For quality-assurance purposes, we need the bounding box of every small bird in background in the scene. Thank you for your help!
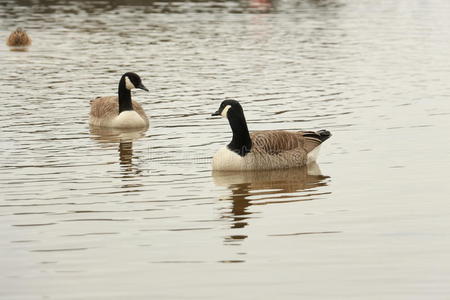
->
[7,28,32,48]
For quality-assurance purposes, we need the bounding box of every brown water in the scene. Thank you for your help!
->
[1,0,450,299]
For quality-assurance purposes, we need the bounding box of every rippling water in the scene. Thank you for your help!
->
[1,0,450,298]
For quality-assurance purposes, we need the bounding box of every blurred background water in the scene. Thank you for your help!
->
[1,0,450,299]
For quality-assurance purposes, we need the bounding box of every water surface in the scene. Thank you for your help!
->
[1,0,450,299]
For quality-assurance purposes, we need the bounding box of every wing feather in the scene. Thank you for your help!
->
[251,131,303,154]
[7,29,32,47]
[89,96,119,121]
[250,130,329,155]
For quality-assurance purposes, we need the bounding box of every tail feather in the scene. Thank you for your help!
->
[317,129,331,142]
[302,129,331,143]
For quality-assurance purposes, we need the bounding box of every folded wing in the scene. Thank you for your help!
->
[250,130,331,155]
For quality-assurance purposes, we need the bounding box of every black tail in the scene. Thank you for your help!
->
[317,129,331,142]
[302,129,331,143]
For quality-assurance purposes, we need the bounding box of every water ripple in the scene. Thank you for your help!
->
[2,0,450,298]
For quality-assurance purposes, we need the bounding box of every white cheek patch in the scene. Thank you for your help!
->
[221,105,231,118]
[125,76,135,90]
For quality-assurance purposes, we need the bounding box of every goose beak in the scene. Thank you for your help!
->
[137,83,149,92]
[211,110,221,116]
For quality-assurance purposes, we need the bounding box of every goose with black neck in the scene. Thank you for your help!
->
[211,99,331,171]
[89,72,149,128]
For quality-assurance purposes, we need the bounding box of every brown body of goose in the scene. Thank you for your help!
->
[211,99,331,171]
[89,96,149,128]
[7,28,32,47]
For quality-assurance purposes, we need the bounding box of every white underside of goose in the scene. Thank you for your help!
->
[306,145,321,164]
[91,111,147,128]
[212,145,321,171]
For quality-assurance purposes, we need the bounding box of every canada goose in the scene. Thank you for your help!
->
[7,28,32,48]
[211,99,331,170]
[89,72,149,128]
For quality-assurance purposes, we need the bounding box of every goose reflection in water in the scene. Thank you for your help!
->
[89,125,147,144]
[212,163,330,244]
[89,125,147,184]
